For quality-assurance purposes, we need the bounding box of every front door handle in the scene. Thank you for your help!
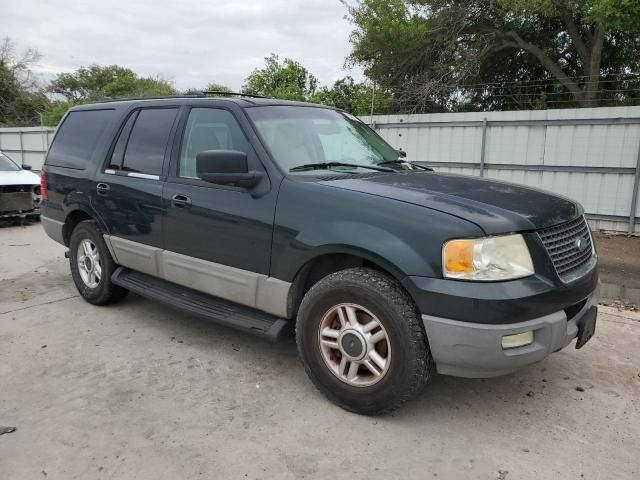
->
[96,183,110,195]
[171,194,192,208]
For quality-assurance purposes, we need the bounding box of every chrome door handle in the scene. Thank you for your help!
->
[96,183,110,195]
[171,194,192,207]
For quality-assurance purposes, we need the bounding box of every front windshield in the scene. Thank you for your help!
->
[247,106,400,174]
[0,152,21,172]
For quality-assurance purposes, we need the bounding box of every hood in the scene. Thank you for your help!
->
[0,169,41,186]
[320,172,580,234]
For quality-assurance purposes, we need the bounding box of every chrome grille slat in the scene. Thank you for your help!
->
[538,216,593,281]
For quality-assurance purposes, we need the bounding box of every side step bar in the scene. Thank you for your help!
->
[111,267,293,342]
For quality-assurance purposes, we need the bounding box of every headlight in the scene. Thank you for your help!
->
[442,234,534,281]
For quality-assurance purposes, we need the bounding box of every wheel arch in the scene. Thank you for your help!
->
[285,246,409,319]
[62,209,104,246]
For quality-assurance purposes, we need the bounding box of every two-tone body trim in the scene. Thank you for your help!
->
[104,235,291,318]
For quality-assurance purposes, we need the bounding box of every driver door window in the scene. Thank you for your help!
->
[179,108,249,178]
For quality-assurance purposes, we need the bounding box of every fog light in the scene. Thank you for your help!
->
[501,331,534,350]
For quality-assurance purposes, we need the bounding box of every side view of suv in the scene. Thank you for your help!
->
[41,94,599,414]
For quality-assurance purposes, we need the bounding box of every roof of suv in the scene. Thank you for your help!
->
[71,95,336,111]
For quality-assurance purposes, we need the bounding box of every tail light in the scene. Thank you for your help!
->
[40,170,48,200]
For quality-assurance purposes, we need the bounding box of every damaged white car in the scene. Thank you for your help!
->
[0,151,41,219]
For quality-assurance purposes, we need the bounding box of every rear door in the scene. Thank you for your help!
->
[92,106,179,276]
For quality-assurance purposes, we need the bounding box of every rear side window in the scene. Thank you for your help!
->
[46,109,116,169]
[121,108,177,176]
[108,111,138,170]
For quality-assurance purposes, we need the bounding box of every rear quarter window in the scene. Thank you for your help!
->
[46,109,117,169]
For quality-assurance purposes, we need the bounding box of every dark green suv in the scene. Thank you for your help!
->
[40,95,599,414]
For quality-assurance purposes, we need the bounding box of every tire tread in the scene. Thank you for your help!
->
[69,220,128,305]
[296,267,432,415]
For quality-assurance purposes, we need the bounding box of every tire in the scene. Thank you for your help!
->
[69,220,128,305]
[296,268,432,415]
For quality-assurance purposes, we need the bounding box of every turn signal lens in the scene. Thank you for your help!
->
[443,239,475,274]
[501,331,534,350]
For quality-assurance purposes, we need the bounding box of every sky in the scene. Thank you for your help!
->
[3,0,364,91]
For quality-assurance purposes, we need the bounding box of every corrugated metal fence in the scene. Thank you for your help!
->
[2,106,640,233]
[363,106,640,234]
[0,127,56,172]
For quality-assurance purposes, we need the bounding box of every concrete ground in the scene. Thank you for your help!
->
[1,223,639,480]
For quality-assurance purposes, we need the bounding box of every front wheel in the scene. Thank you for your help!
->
[296,268,432,415]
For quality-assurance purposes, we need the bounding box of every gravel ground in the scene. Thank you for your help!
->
[1,223,639,480]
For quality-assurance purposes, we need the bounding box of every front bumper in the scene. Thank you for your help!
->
[0,190,40,218]
[421,283,600,378]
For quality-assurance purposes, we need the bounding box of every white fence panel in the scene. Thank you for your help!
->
[0,127,56,171]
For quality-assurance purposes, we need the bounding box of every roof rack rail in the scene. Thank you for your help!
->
[96,93,207,103]
[202,90,267,99]
[94,91,267,103]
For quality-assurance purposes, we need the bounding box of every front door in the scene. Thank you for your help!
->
[161,106,279,305]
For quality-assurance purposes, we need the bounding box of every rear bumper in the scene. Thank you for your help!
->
[41,215,65,245]
[422,283,600,378]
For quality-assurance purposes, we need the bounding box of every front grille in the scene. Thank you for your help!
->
[538,216,594,281]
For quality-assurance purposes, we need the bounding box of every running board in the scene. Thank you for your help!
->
[111,267,293,342]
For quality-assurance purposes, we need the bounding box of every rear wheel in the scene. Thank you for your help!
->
[296,268,432,415]
[69,220,128,305]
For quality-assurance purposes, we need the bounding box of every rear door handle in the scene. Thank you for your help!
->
[96,183,110,195]
[171,194,192,208]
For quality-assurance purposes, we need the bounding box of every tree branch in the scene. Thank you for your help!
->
[558,8,590,70]
[501,31,584,101]
[584,24,604,101]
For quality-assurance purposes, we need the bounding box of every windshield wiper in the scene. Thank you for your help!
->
[289,162,395,173]
[377,160,434,171]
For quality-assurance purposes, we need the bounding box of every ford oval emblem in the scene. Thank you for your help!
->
[574,236,589,252]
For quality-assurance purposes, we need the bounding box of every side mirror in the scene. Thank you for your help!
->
[196,150,263,188]
[397,150,407,158]
[22,164,33,170]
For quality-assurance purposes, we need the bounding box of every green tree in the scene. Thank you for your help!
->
[242,54,318,101]
[310,77,393,115]
[49,64,177,102]
[43,64,177,126]
[203,82,233,94]
[346,0,640,111]
[0,38,49,126]
[41,100,76,127]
